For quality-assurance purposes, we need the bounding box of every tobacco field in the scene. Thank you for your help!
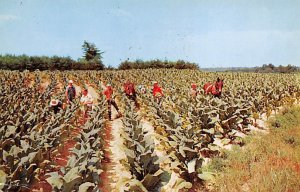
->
[0,69,299,192]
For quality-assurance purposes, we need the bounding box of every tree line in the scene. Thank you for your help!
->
[0,55,199,71]
[203,64,299,73]
[0,54,105,70]
[0,41,105,71]
[0,40,200,71]
[1,41,297,72]
[118,59,199,70]
[225,64,299,73]
[254,64,298,73]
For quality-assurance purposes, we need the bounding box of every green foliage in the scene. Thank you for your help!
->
[255,63,299,73]
[118,59,199,70]
[0,54,105,70]
[206,64,299,73]
[119,97,163,191]
[269,106,300,129]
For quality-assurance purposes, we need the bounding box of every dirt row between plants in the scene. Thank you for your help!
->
[85,82,122,192]
[30,82,84,191]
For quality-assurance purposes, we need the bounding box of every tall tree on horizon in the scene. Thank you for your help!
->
[82,40,105,69]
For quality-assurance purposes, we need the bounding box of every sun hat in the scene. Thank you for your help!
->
[153,81,158,84]
[50,99,59,106]
[69,80,73,84]
[107,84,111,87]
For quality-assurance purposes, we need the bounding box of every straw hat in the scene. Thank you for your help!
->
[50,99,59,106]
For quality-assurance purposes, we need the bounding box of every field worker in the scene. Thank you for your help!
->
[152,81,164,105]
[103,84,122,121]
[189,83,198,98]
[80,89,93,118]
[49,99,63,114]
[65,80,76,104]
[124,81,139,108]
[138,85,146,94]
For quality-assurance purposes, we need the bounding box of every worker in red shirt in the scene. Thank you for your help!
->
[189,83,198,99]
[152,81,164,105]
[124,81,139,109]
[103,84,121,121]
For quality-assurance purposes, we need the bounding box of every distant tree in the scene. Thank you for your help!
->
[254,64,298,73]
[119,60,132,70]
[82,40,105,69]
[268,63,275,70]
[286,64,297,73]
[105,65,115,70]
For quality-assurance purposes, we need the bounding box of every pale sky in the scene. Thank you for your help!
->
[0,0,299,67]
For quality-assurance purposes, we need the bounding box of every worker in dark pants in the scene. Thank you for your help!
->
[103,84,122,121]
[65,80,76,104]
[124,81,139,109]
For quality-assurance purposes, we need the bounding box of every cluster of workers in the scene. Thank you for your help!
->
[49,77,224,121]
[49,80,193,121]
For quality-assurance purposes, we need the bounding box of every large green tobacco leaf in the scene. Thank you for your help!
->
[86,165,103,177]
[124,148,136,159]
[64,167,80,183]
[178,146,197,160]
[202,128,215,135]
[18,151,38,166]
[78,182,95,192]
[0,138,15,149]
[63,176,82,192]
[187,158,197,173]
[45,172,63,190]
[207,143,221,152]
[126,179,148,192]
[0,170,7,190]
[25,163,37,182]
[67,155,78,168]
[169,160,182,170]
[198,172,215,181]
[20,140,31,153]
[135,142,146,154]
[139,151,152,168]
[175,180,193,191]
[167,174,193,192]
[141,169,163,189]
[221,138,231,145]
[5,125,17,138]
[72,145,93,159]
[9,145,21,158]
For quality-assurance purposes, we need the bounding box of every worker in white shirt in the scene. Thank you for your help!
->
[80,89,93,118]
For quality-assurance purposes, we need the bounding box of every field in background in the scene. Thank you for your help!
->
[0,69,299,191]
